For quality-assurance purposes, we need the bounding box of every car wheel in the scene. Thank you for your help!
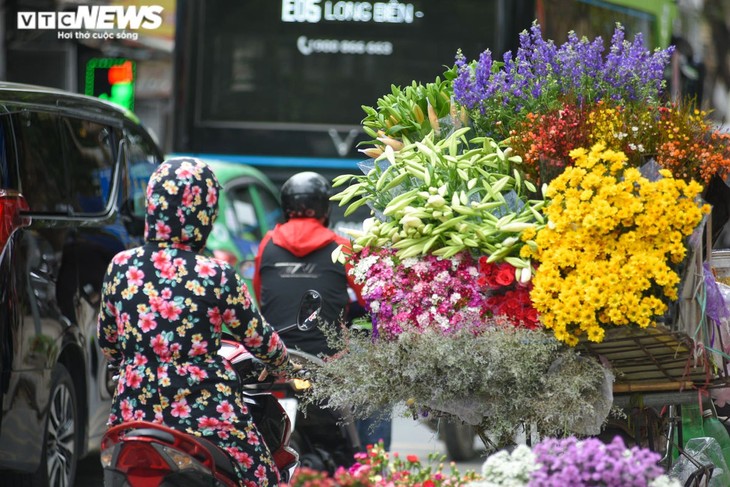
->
[5,363,79,487]
[46,363,79,487]
[442,420,477,462]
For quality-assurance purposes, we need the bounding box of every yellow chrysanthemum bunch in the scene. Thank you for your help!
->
[529,143,710,346]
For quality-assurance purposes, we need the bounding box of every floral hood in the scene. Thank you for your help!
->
[144,157,220,251]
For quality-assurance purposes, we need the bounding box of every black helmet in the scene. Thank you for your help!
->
[281,171,332,221]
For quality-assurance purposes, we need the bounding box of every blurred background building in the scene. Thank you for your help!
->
[0,0,727,163]
[0,0,175,149]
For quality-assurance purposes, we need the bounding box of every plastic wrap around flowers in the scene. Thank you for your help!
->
[350,247,539,340]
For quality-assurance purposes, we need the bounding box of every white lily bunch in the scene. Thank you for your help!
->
[331,127,544,274]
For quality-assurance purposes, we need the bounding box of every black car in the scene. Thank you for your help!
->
[0,82,162,486]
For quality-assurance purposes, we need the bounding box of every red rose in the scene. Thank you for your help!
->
[501,296,521,315]
[495,264,515,286]
[478,256,491,271]
[485,295,502,309]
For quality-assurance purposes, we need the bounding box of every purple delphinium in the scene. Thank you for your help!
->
[554,31,605,103]
[453,50,481,110]
[454,49,497,111]
[601,28,669,102]
[453,22,675,138]
[529,436,666,487]
[475,50,494,100]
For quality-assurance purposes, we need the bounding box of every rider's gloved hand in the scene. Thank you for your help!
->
[257,360,303,382]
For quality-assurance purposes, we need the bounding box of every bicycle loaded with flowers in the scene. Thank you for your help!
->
[296,22,730,487]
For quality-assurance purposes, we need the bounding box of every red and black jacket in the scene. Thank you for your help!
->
[254,218,364,356]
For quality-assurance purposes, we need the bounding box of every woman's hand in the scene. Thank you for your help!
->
[257,368,270,382]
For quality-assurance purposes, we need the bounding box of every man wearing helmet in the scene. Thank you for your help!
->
[253,171,392,451]
[253,171,364,356]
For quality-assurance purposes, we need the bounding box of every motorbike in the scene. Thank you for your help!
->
[230,346,363,474]
[223,302,363,474]
[99,290,323,487]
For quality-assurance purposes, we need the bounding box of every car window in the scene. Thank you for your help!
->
[0,118,15,189]
[13,110,70,214]
[124,125,161,218]
[252,184,283,232]
[61,117,116,214]
[225,185,261,240]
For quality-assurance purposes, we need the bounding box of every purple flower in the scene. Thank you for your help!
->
[453,22,675,138]
[453,50,480,110]
[353,248,496,339]
[529,436,665,486]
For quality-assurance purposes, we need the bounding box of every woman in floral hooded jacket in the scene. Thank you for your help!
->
[97,157,289,486]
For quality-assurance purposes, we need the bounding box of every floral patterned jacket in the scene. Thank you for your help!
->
[97,158,288,486]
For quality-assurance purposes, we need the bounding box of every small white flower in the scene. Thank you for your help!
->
[401,257,418,268]
[352,255,379,283]
[432,312,451,330]
[474,445,537,486]
[648,475,682,487]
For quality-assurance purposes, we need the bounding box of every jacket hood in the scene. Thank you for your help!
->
[271,218,342,257]
[144,157,221,251]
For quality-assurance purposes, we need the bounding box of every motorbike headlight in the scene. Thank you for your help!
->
[291,378,311,391]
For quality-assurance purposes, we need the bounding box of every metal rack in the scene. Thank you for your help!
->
[577,238,730,484]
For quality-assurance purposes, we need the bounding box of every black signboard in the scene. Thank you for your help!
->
[173,0,534,161]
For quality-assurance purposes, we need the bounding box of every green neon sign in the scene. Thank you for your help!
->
[85,58,136,110]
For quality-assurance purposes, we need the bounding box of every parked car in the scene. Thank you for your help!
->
[0,82,163,486]
[193,158,284,284]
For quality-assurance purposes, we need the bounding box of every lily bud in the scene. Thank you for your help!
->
[502,236,518,247]
[400,214,423,230]
[362,217,377,234]
[426,194,447,208]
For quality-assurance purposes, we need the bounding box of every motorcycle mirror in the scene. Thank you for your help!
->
[297,290,322,331]
[239,259,255,280]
